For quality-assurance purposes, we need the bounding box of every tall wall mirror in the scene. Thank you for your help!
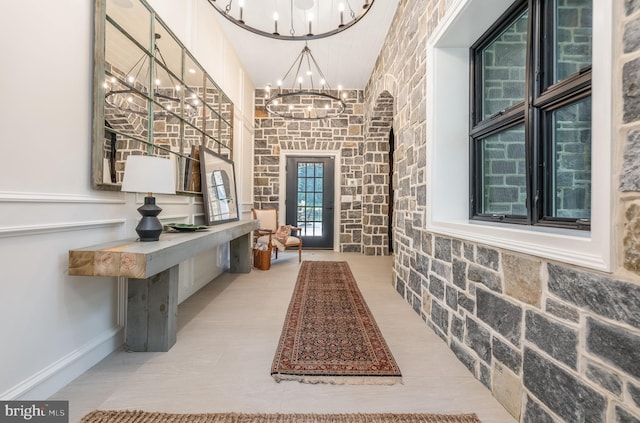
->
[92,0,234,194]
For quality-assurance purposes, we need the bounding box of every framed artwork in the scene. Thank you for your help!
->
[199,146,239,225]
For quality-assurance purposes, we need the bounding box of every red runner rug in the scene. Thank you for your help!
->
[271,261,402,384]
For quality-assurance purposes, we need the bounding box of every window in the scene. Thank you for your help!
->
[425,0,612,271]
[470,0,592,229]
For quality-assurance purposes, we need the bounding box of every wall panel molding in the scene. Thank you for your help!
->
[159,214,190,223]
[0,191,125,205]
[133,193,191,205]
[0,325,123,400]
[0,219,126,238]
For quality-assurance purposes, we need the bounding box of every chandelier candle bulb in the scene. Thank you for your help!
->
[208,0,376,40]
[273,12,279,35]
[238,0,244,24]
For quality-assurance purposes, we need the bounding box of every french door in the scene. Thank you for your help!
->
[285,156,335,249]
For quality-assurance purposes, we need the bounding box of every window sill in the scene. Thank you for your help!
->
[427,217,609,271]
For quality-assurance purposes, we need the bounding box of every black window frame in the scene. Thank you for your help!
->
[469,0,592,230]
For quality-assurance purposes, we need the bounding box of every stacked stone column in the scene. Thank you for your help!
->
[362,92,394,255]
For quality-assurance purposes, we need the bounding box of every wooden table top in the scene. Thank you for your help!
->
[68,219,259,279]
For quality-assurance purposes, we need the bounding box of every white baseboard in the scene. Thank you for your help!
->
[0,326,124,400]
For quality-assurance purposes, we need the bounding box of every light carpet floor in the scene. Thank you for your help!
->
[50,251,516,423]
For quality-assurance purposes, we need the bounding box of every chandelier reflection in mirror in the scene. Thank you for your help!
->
[208,0,375,40]
[265,44,346,120]
[103,33,200,119]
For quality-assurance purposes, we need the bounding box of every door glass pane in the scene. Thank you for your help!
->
[550,96,591,219]
[479,124,527,216]
[553,0,592,83]
[297,162,324,237]
[481,10,528,119]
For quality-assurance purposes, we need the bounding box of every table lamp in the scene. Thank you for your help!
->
[121,155,176,242]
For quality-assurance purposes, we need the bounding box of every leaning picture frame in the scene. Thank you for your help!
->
[199,146,239,225]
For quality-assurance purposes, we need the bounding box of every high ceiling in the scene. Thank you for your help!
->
[209,1,400,90]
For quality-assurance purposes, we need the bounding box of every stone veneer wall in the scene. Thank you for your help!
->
[254,89,384,253]
[362,92,394,255]
[363,0,640,422]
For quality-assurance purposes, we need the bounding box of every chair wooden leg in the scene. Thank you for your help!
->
[298,244,302,263]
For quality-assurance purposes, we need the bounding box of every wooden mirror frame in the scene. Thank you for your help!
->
[199,147,239,225]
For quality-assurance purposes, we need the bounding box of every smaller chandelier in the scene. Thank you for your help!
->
[103,34,200,119]
[265,44,346,121]
[208,0,375,41]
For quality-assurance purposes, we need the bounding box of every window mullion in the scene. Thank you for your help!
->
[526,0,540,225]
[535,0,592,228]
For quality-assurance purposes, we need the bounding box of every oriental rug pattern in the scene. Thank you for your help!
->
[80,411,483,422]
[271,261,402,384]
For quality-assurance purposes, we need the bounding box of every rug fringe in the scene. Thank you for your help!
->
[272,373,403,385]
[81,410,482,423]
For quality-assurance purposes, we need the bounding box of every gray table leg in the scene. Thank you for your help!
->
[126,265,179,352]
[230,233,251,273]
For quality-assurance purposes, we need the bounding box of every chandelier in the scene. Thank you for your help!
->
[103,34,200,119]
[264,44,346,120]
[207,0,375,40]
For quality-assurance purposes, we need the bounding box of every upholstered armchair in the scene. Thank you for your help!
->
[251,208,302,263]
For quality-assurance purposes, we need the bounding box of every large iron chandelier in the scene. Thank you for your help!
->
[264,44,346,120]
[207,0,375,40]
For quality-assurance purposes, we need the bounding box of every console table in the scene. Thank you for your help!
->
[68,219,259,352]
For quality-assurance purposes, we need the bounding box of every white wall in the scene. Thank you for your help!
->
[0,0,255,400]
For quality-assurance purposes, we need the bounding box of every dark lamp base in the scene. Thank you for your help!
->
[136,196,163,242]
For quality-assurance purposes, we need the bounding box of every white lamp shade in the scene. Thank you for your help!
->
[121,155,176,195]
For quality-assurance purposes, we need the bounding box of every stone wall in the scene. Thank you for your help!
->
[364,0,640,422]
[481,126,527,216]
[362,92,394,255]
[253,90,391,254]
[481,11,527,118]
[553,97,592,218]
[622,0,640,276]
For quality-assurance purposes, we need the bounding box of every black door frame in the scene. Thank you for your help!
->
[281,152,339,251]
